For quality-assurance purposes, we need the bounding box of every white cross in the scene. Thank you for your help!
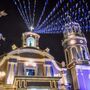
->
[29,26,34,31]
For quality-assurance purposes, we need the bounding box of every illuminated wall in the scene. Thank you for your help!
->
[76,65,90,90]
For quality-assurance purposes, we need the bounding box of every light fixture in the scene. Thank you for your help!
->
[69,40,76,45]
[12,44,17,50]
[25,61,36,67]
[0,71,6,79]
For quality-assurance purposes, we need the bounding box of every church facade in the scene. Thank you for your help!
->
[0,20,90,90]
[0,32,68,90]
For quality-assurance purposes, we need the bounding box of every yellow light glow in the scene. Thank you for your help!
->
[12,44,17,50]
[32,63,36,67]
[0,71,6,77]
[68,34,75,38]
[25,61,36,67]
[69,40,76,45]
[7,75,14,84]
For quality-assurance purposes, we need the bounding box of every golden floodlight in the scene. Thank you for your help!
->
[69,39,76,45]
[0,71,6,80]
[12,44,17,50]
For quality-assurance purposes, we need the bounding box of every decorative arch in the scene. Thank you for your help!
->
[80,46,89,60]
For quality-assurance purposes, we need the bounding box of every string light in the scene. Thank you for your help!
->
[36,0,48,28]
[22,0,30,26]
[17,0,30,28]
[13,0,29,28]
[27,0,32,26]
[13,0,90,33]
[33,0,37,26]
[37,0,61,30]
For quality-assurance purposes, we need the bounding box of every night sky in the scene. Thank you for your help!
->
[0,0,90,62]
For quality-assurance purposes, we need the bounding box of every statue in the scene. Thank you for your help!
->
[0,33,5,41]
[0,10,7,17]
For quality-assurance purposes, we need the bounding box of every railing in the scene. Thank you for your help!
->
[13,76,61,90]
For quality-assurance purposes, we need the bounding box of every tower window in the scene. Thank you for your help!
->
[71,47,80,60]
[82,47,89,60]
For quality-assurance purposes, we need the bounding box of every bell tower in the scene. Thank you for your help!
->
[62,16,90,90]
[22,32,40,48]
[22,26,40,48]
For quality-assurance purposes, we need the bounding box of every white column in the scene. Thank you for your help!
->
[45,65,51,77]
[6,62,17,84]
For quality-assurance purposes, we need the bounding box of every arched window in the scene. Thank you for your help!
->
[71,47,80,60]
[82,46,89,60]
[26,37,35,47]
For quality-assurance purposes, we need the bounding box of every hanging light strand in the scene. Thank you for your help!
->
[13,0,90,33]
[13,0,29,28]
[22,0,30,27]
[36,0,48,28]
[27,0,32,25]
[37,0,61,30]
[32,0,37,26]
[17,0,29,27]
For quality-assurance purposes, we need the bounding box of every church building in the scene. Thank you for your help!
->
[0,19,90,90]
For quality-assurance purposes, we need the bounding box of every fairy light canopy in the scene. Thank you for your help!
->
[62,15,83,37]
[12,0,90,34]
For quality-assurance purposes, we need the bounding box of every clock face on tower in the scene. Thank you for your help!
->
[26,37,35,47]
